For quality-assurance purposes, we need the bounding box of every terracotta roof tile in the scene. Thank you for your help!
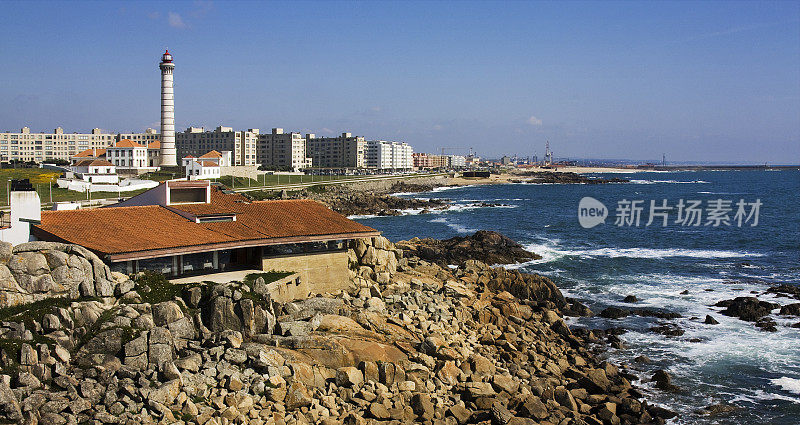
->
[200,161,219,167]
[199,150,223,158]
[73,148,106,158]
[113,139,145,148]
[147,140,161,149]
[74,159,115,167]
[33,187,378,258]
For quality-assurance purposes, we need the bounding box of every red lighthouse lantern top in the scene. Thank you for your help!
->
[161,49,173,63]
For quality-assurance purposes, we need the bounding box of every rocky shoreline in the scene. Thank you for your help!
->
[246,172,628,217]
[0,233,680,425]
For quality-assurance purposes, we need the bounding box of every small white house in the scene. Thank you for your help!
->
[185,160,221,180]
[71,159,119,184]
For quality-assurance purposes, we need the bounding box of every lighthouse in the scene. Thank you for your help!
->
[158,49,177,166]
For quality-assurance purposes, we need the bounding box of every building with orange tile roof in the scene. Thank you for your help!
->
[32,180,379,297]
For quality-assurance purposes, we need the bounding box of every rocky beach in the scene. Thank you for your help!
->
[0,232,680,425]
[248,171,628,217]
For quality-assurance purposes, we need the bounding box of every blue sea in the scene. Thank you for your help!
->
[354,170,800,424]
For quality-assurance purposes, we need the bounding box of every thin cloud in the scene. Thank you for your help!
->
[147,11,160,20]
[527,116,543,126]
[168,12,186,29]
[675,20,798,44]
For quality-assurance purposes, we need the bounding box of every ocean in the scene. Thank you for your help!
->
[353,170,800,424]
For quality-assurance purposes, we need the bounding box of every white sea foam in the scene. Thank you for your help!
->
[771,377,800,395]
[428,217,476,234]
[629,179,711,184]
[521,243,763,261]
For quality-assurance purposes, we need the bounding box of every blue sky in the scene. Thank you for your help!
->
[1,1,798,163]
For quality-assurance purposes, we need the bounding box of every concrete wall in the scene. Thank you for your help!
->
[261,250,350,298]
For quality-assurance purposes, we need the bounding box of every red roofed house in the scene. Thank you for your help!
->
[71,148,107,165]
[71,159,118,184]
[107,139,161,173]
[32,180,380,300]
[182,150,231,180]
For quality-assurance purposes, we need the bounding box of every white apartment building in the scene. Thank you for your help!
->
[446,155,467,168]
[258,128,312,172]
[0,127,115,163]
[365,140,413,172]
[306,132,365,169]
[176,126,258,167]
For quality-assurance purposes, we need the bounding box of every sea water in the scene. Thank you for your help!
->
[353,170,800,424]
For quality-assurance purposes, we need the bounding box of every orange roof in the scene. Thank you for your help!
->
[199,150,223,158]
[183,155,195,159]
[147,140,161,149]
[33,187,378,259]
[113,139,145,148]
[200,161,219,167]
[74,159,115,167]
[73,148,106,158]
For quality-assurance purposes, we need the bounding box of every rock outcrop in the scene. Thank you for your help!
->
[0,233,678,425]
[0,241,118,307]
[397,230,542,267]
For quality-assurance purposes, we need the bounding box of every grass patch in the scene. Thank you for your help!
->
[242,271,293,286]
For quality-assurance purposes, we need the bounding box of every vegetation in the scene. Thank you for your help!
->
[242,271,293,286]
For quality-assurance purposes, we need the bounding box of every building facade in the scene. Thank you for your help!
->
[364,140,413,171]
[446,155,466,168]
[176,126,258,166]
[305,132,365,169]
[257,128,312,172]
[0,127,115,163]
[412,152,448,169]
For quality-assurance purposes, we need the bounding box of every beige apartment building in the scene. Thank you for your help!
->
[176,126,258,166]
[117,128,159,144]
[258,128,312,172]
[305,132,366,168]
[0,127,115,163]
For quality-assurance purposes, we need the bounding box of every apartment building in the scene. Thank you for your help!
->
[305,132,365,168]
[257,128,312,172]
[117,128,159,144]
[446,155,467,168]
[0,127,115,163]
[176,126,258,166]
[364,140,413,171]
[412,152,448,169]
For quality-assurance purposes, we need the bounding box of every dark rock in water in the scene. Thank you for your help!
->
[600,307,631,319]
[792,322,800,328]
[648,405,679,419]
[680,290,690,295]
[398,230,541,267]
[514,171,628,184]
[704,315,719,325]
[649,323,685,337]
[715,297,779,322]
[623,295,638,303]
[634,355,651,364]
[779,303,800,316]
[755,318,778,332]
[766,284,800,301]
[699,403,740,416]
[563,298,593,317]
[634,308,681,319]
[651,369,680,392]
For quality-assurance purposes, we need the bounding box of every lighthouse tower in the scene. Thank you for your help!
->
[158,50,177,166]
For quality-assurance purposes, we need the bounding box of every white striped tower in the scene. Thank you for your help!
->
[158,50,177,166]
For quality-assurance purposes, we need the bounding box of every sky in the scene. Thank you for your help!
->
[1,1,798,163]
